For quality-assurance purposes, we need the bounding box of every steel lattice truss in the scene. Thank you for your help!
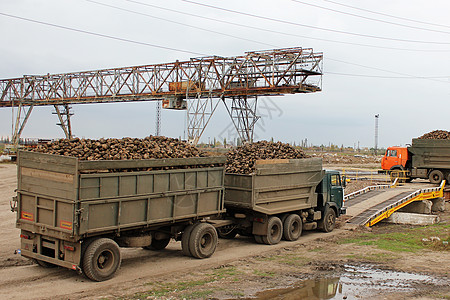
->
[0,47,323,144]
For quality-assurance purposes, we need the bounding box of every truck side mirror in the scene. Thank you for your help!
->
[341,175,347,188]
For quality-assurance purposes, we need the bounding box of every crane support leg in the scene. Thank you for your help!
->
[223,96,260,144]
[11,104,34,146]
[53,104,73,139]
[187,95,220,145]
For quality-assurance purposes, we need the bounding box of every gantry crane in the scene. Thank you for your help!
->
[0,47,323,146]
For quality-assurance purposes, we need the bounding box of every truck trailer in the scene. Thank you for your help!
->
[12,151,226,281]
[381,139,450,184]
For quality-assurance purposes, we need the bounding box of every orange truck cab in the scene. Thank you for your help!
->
[381,146,410,171]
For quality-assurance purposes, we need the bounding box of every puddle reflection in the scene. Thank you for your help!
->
[249,264,443,300]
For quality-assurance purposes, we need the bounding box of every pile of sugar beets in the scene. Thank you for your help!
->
[33,137,306,174]
[418,130,450,140]
[33,136,206,161]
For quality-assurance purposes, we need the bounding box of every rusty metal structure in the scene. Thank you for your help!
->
[0,47,323,145]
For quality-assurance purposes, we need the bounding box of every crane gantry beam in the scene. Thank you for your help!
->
[0,47,323,145]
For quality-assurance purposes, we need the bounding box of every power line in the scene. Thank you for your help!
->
[323,0,450,30]
[85,0,275,48]
[327,58,449,83]
[181,0,450,45]
[291,0,450,35]
[123,0,450,52]
[0,12,206,57]
[326,71,450,79]
[0,7,448,84]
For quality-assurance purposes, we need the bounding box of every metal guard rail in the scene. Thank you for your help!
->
[343,178,399,202]
[365,180,446,227]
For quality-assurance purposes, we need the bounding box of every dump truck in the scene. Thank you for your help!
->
[12,151,226,281]
[381,139,450,184]
[219,158,346,244]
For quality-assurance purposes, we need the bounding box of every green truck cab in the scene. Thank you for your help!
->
[317,170,346,216]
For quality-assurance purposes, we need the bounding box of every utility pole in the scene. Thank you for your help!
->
[374,114,379,155]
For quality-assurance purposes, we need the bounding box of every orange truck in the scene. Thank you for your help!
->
[381,138,450,184]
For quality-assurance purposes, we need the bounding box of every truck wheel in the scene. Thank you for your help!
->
[390,168,405,183]
[82,238,121,282]
[181,224,195,257]
[429,170,444,184]
[261,216,283,245]
[143,238,171,251]
[188,223,218,259]
[254,235,264,244]
[283,214,302,241]
[320,208,336,233]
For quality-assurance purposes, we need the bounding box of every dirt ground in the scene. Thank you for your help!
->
[0,162,448,300]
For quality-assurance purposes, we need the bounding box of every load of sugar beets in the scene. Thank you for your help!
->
[33,136,206,161]
[33,137,306,174]
[225,140,307,174]
[418,130,450,140]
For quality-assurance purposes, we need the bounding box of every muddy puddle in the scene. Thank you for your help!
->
[248,264,445,299]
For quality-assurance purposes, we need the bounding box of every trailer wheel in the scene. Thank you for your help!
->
[181,224,195,257]
[261,216,283,245]
[320,208,336,233]
[188,223,218,259]
[283,214,302,241]
[143,238,171,251]
[82,238,121,282]
[254,235,264,244]
[429,170,444,184]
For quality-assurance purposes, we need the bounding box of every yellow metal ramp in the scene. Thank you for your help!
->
[347,181,445,227]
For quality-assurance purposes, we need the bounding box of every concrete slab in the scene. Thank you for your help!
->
[431,198,446,212]
[384,212,440,226]
[399,200,432,214]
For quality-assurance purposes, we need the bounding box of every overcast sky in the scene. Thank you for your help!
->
[0,0,449,148]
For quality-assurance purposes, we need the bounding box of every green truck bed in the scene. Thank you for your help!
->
[410,139,450,169]
[224,158,324,215]
[16,151,226,242]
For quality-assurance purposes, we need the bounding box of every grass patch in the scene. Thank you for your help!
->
[256,253,306,266]
[133,279,213,299]
[339,222,449,253]
[181,289,215,299]
[346,251,401,262]
[253,270,276,277]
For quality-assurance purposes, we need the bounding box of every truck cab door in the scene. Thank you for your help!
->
[330,174,344,210]
[382,149,399,170]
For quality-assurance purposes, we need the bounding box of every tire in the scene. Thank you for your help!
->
[261,216,283,245]
[217,228,238,239]
[181,224,195,257]
[283,214,302,241]
[254,235,264,244]
[188,223,218,259]
[390,168,405,183]
[143,238,171,251]
[319,208,336,233]
[33,259,56,268]
[429,170,444,184]
[82,238,121,282]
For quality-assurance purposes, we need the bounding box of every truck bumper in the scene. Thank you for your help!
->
[340,207,347,215]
